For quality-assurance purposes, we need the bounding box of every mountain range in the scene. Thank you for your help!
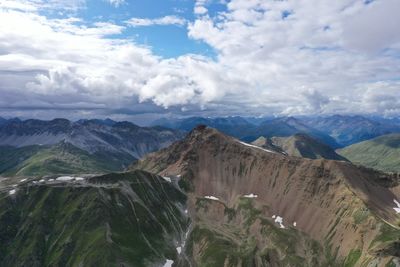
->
[0,124,399,266]
[0,118,183,176]
[152,115,400,148]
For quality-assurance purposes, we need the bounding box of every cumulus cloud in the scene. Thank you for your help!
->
[125,15,186,27]
[0,0,400,119]
[187,0,400,116]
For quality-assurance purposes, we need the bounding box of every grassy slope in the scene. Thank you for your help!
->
[0,142,135,176]
[337,134,400,173]
[0,171,187,267]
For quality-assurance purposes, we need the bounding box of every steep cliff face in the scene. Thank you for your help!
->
[0,170,188,267]
[133,126,400,266]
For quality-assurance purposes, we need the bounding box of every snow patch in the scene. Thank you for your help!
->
[293,222,297,227]
[238,141,276,154]
[12,184,17,187]
[272,215,276,219]
[204,196,219,201]
[394,199,400,214]
[48,179,55,182]
[9,189,16,195]
[177,174,181,178]
[56,176,74,181]
[75,177,84,181]
[39,179,45,183]
[19,179,27,183]
[163,259,174,267]
[243,193,258,198]
[184,209,188,214]
[176,246,182,254]
[162,176,172,183]
[274,216,285,229]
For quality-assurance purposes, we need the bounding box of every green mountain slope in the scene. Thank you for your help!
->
[337,133,400,173]
[0,142,135,177]
[0,170,187,267]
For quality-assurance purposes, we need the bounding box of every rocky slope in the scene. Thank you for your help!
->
[338,133,400,173]
[133,126,400,266]
[251,134,347,161]
[0,118,183,159]
[0,118,183,176]
[0,170,188,267]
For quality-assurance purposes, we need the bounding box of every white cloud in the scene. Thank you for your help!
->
[0,0,400,118]
[125,15,186,27]
[194,6,207,15]
[106,0,125,7]
[186,0,400,116]
[0,0,38,11]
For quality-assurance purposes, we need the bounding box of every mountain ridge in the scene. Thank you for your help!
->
[251,133,348,161]
[0,118,184,176]
[132,126,400,266]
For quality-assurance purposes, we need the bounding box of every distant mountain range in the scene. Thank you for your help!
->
[301,115,400,147]
[152,115,400,148]
[0,118,183,176]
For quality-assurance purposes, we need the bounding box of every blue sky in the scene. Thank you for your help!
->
[0,0,399,123]
[41,0,223,58]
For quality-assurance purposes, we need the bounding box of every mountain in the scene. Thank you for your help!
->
[338,133,400,173]
[0,117,7,126]
[250,136,286,154]
[0,170,188,267]
[252,133,347,161]
[75,118,117,126]
[0,142,134,176]
[132,126,400,266]
[152,116,255,139]
[153,116,340,148]
[0,118,183,176]
[300,115,400,147]
[247,117,340,148]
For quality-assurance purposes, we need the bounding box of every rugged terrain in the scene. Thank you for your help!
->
[338,134,400,173]
[153,115,400,148]
[0,170,188,267]
[251,134,347,161]
[0,118,183,176]
[1,123,399,266]
[133,126,400,266]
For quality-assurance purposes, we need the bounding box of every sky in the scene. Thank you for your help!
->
[0,0,399,124]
